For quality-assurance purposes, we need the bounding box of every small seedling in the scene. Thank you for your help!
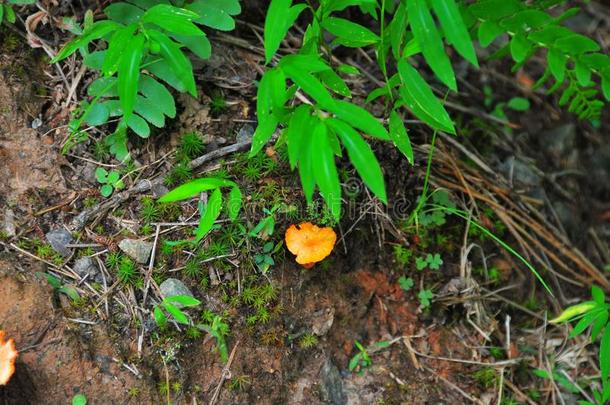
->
[153,295,201,329]
[348,340,372,376]
[299,333,318,349]
[95,167,124,197]
[197,314,230,362]
[398,276,414,292]
[254,241,276,274]
[418,289,434,309]
[36,272,80,300]
[415,253,443,271]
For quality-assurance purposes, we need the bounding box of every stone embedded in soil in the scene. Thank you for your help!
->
[151,183,169,198]
[118,239,153,264]
[311,307,335,336]
[73,256,102,283]
[320,359,346,405]
[45,228,73,257]
[159,278,195,306]
[236,124,254,143]
[3,208,16,237]
[498,157,541,187]
[541,123,576,161]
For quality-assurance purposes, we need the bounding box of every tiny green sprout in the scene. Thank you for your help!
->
[140,197,160,223]
[128,387,140,398]
[229,375,251,391]
[393,245,412,266]
[95,167,124,198]
[398,276,414,292]
[209,92,228,114]
[348,340,372,376]
[153,295,201,329]
[507,97,531,111]
[178,132,205,160]
[117,257,136,284]
[418,289,434,309]
[299,333,318,349]
[415,253,443,271]
[183,260,202,278]
[72,394,87,405]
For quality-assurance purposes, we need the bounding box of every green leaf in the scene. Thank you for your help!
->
[154,306,167,328]
[279,54,332,74]
[282,64,336,110]
[398,276,414,291]
[52,20,121,63]
[549,301,596,323]
[510,34,533,63]
[0,5,4,25]
[327,100,388,140]
[429,0,478,67]
[312,121,341,219]
[139,75,176,118]
[167,295,201,307]
[592,286,606,305]
[555,34,600,55]
[388,111,414,164]
[88,77,117,98]
[318,69,351,97]
[173,33,211,60]
[5,4,16,24]
[396,59,455,134]
[100,184,114,197]
[298,127,315,204]
[158,178,235,202]
[194,188,223,241]
[547,48,566,83]
[95,167,108,183]
[324,0,376,14]
[477,20,504,48]
[468,0,521,20]
[117,33,145,121]
[126,114,150,138]
[104,2,143,24]
[188,0,241,31]
[83,102,110,126]
[147,30,197,97]
[574,59,592,86]
[142,4,202,36]
[263,0,307,64]
[601,326,610,381]
[250,116,279,157]
[327,118,386,203]
[146,57,187,93]
[102,23,138,76]
[106,171,120,184]
[286,105,312,170]
[507,97,530,111]
[407,0,456,91]
[83,51,106,70]
[227,186,242,221]
[134,95,165,127]
[163,302,190,324]
[389,2,407,59]
[321,17,379,48]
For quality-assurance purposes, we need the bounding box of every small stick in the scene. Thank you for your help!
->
[209,340,240,405]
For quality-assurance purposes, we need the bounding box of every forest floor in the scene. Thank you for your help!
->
[0,2,609,405]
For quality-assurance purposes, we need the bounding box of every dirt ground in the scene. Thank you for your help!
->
[0,3,609,405]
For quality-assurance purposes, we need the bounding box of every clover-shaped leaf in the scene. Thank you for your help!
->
[427,253,443,270]
[398,276,414,291]
[416,256,428,270]
[95,167,108,183]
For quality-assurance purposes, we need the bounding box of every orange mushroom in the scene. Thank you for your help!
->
[0,330,17,385]
[285,222,337,268]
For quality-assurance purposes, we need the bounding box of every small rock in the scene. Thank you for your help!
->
[151,183,169,199]
[236,124,254,143]
[159,278,194,305]
[320,359,346,405]
[118,239,153,264]
[585,144,610,195]
[312,308,335,336]
[498,156,542,187]
[541,123,576,163]
[31,117,42,129]
[3,208,16,238]
[46,228,73,257]
[73,256,102,283]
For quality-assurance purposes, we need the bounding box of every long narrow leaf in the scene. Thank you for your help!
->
[194,188,223,242]
[430,0,478,67]
[312,121,341,219]
[117,33,145,121]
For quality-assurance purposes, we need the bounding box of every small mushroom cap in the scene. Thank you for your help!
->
[0,331,17,385]
[285,222,337,265]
